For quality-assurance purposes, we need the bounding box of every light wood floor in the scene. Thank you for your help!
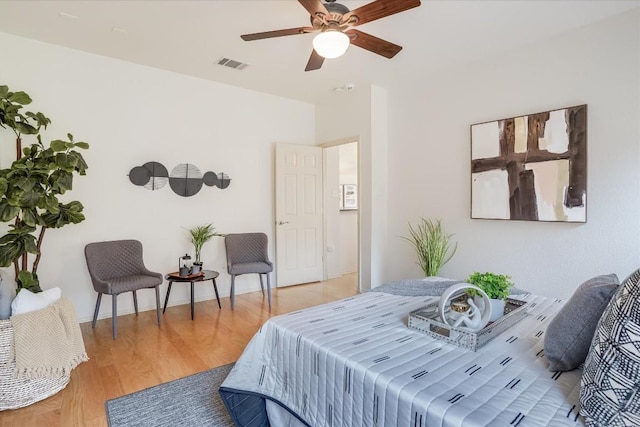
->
[0,274,359,427]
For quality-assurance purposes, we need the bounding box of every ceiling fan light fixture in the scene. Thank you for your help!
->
[312,30,350,59]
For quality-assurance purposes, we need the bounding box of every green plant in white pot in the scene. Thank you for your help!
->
[403,218,457,277]
[466,272,514,322]
[186,223,224,274]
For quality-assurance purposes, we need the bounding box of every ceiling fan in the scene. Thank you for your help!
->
[240,0,422,71]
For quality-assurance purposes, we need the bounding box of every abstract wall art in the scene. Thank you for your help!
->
[471,105,587,222]
[129,161,231,197]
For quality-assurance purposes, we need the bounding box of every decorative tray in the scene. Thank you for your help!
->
[167,271,205,279]
[408,298,528,351]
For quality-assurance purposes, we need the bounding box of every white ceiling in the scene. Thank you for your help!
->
[0,1,637,104]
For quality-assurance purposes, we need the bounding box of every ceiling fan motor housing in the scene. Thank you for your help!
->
[311,1,351,27]
[325,2,350,15]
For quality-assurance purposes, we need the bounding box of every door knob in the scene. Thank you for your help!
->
[277,221,289,225]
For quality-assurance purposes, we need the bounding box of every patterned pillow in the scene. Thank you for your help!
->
[580,268,640,426]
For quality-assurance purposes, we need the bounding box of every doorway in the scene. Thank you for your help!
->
[323,141,359,282]
[273,140,359,288]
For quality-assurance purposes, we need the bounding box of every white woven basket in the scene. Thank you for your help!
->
[0,319,70,411]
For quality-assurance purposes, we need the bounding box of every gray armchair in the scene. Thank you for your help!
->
[84,239,162,339]
[225,233,273,310]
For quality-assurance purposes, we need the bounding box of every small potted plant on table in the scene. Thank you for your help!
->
[187,223,224,274]
[466,272,514,322]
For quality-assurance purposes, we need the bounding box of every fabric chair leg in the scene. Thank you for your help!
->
[266,273,272,309]
[132,290,139,315]
[112,294,118,340]
[155,286,161,326]
[259,274,265,295]
[92,293,102,328]
[230,275,236,310]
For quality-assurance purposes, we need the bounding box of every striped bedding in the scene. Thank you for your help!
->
[220,290,585,427]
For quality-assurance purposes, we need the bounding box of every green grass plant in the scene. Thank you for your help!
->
[403,218,457,277]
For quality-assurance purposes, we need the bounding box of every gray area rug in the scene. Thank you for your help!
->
[106,363,235,427]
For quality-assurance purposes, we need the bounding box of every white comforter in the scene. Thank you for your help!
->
[221,291,584,427]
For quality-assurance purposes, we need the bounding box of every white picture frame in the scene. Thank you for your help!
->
[342,184,357,210]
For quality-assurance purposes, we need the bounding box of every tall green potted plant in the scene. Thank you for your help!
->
[0,85,88,292]
[403,217,457,277]
[187,223,224,273]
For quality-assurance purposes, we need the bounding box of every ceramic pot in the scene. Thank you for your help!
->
[489,298,505,322]
[191,263,202,274]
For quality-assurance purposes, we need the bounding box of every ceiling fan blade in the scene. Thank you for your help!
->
[344,0,421,27]
[305,49,325,71]
[241,27,314,41]
[298,0,329,17]
[346,29,402,59]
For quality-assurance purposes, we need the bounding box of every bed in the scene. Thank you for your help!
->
[219,279,585,427]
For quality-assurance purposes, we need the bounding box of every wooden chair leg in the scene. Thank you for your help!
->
[92,293,102,328]
[112,294,118,340]
[259,274,265,295]
[155,286,161,326]
[132,290,139,315]
[266,273,272,309]
[230,275,236,310]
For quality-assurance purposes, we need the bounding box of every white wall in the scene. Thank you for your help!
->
[339,210,358,274]
[338,142,358,274]
[338,142,358,185]
[386,9,640,300]
[5,8,634,320]
[323,146,341,279]
[323,142,358,278]
[0,32,315,322]
[316,86,391,290]
[369,86,389,288]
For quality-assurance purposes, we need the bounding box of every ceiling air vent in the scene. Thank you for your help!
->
[217,57,248,70]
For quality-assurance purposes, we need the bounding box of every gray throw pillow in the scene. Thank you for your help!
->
[544,274,619,372]
[580,268,640,426]
[0,270,16,320]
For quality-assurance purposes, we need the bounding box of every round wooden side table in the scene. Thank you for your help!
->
[163,269,221,319]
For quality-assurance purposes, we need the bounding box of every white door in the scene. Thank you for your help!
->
[323,146,342,279]
[275,143,324,287]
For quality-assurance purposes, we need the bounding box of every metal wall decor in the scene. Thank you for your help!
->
[129,161,169,190]
[129,161,231,197]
